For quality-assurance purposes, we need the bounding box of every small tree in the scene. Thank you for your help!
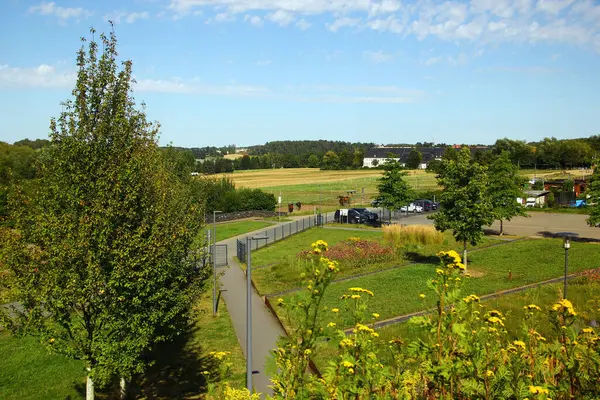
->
[376,160,413,222]
[430,147,494,269]
[307,154,320,168]
[406,149,423,170]
[487,152,527,235]
[0,28,204,399]
[586,167,600,227]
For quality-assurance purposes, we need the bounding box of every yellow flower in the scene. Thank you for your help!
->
[524,304,541,311]
[551,299,577,316]
[513,340,526,350]
[529,386,549,395]
[327,322,337,328]
[209,351,231,360]
[371,332,379,338]
[372,313,380,319]
[304,349,312,355]
[582,327,594,334]
[348,287,374,296]
[341,360,354,368]
[340,338,354,348]
[49,338,55,343]
[435,268,444,275]
[277,298,284,305]
[419,294,426,299]
[331,308,339,313]
[486,370,494,377]
[351,294,361,299]
[347,368,354,374]
[463,294,480,304]
[486,316,504,326]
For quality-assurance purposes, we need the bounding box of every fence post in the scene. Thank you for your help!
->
[282,224,284,239]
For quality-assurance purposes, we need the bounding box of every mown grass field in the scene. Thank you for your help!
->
[275,237,600,331]
[0,284,245,399]
[247,227,504,295]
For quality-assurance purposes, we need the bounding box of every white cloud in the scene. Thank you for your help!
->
[363,50,392,63]
[296,18,311,30]
[164,0,600,53]
[267,10,294,26]
[423,56,443,66]
[327,17,361,32]
[28,1,92,21]
[0,64,75,88]
[537,0,574,15]
[0,63,427,103]
[244,14,263,27]
[104,11,150,24]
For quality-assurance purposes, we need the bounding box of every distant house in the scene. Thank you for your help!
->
[517,190,550,207]
[543,179,587,197]
[362,146,489,168]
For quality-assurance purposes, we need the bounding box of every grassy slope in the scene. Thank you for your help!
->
[250,228,503,295]
[0,286,245,399]
[279,238,600,329]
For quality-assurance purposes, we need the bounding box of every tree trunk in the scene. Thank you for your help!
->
[120,377,127,399]
[500,219,504,235]
[86,368,94,400]
[463,242,468,271]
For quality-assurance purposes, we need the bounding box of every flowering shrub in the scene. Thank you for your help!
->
[209,242,600,399]
[297,238,395,270]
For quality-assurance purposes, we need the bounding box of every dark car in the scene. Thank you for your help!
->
[334,209,365,224]
[414,199,437,211]
[353,208,379,221]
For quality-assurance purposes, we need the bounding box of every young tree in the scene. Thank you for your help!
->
[586,167,600,227]
[307,154,321,168]
[430,147,494,269]
[487,152,527,235]
[406,149,423,169]
[0,28,205,399]
[376,160,413,222]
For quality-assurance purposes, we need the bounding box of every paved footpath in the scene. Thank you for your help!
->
[215,212,334,396]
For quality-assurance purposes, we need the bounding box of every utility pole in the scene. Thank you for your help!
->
[212,210,222,316]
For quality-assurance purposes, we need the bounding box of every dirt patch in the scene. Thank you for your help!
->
[466,269,485,278]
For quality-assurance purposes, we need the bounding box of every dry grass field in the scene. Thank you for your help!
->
[219,168,438,208]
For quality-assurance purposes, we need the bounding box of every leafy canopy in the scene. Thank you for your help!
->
[430,147,494,246]
[0,27,205,387]
[487,151,527,223]
[376,160,413,210]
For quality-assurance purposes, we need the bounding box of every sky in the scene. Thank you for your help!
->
[0,0,599,148]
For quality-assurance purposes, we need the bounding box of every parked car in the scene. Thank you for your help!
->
[400,203,423,213]
[353,208,379,221]
[334,208,366,224]
[413,199,436,212]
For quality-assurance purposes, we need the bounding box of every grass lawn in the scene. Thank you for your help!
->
[0,332,85,400]
[198,220,274,243]
[527,207,590,215]
[249,227,505,296]
[313,278,600,372]
[0,284,245,399]
[277,238,600,331]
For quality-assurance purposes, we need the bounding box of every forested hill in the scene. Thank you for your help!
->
[247,140,376,157]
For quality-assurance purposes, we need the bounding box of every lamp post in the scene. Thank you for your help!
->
[556,232,578,300]
[563,236,570,299]
[212,210,222,316]
[246,235,268,393]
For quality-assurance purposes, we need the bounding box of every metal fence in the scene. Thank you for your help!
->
[196,244,228,269]
[236,213,331,262]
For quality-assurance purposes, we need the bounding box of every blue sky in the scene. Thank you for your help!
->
[0,0,599,147]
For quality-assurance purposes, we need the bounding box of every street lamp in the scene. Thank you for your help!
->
[557,232,579,300]
[246,235,267,393]
[212,210,222,316]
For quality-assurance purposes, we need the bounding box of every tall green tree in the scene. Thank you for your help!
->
[586,167,600,227]
[487,152,527,235]
[322,151,340,170]
[406,149,423,169]
[0,28,205,399]
[376,160,413,222]
[430,147,494,269]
